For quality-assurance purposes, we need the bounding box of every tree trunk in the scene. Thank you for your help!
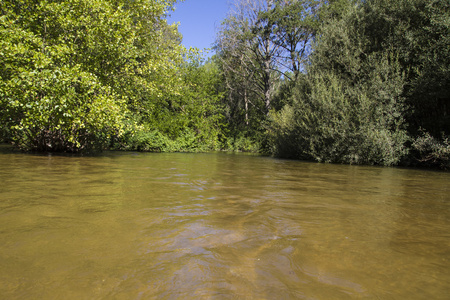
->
[244,89,249,126]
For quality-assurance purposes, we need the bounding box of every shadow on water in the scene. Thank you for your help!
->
[0,150,449,299]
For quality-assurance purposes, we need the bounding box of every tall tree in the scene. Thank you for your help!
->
[0,0,183,151]
[216,0,280,121]
[215,0,347,132]
[269,2,410,165]
[258,0,322,80]
[359,0,450,137]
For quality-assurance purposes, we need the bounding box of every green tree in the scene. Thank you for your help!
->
[0,0,182,152]
[215,0,350,134]
[269,0,449,168]
[0,8,126,151]
[269,3,409,165]
[119,51,226,152]
[258,0,322,80]
[149,52,225,151]
[359,0,450,137]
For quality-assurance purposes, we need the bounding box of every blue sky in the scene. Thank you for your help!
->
[167,0,230,53]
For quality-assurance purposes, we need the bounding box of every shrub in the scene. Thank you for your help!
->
[411,131,450,170]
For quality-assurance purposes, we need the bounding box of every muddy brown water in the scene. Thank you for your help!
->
[0,150,449,299]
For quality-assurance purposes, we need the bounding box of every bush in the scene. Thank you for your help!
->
[117,125,218,153]
[411,131,450,170]
[224,132,261,152]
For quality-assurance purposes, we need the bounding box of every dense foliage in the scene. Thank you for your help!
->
[269,3,410,166]
[1,0,448,169]
[0,0,223,152]
[217,0,449,169]
[118,53,225,152]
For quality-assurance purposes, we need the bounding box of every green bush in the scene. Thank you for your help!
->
[117,125,218,153]
[411,131,450,170]
[224,133,261,152]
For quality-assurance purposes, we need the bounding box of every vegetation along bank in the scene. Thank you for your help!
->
[1,0,448,169]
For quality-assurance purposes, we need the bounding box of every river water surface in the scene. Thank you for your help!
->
[0,149,449,299]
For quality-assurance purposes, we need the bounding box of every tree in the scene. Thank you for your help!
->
[216,17,262,130]
[136,52,225,151]
[359,0,450,137]
[0,0,183,151]
[216,0,281,123]
[269,3,409,165]
[258,0,321,80]
[215,0,349,132]
[0,2,127,151]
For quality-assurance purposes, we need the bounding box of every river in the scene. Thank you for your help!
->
[0,149,449,299]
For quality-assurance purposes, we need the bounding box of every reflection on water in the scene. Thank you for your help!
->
[0,150,449,299]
